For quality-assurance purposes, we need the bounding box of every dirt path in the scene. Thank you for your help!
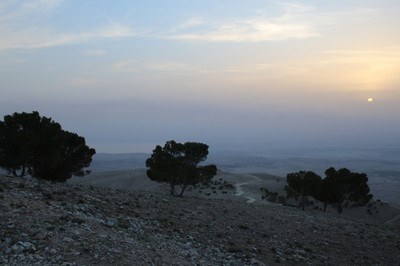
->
[234,174,262,204]
[385,213,400,224]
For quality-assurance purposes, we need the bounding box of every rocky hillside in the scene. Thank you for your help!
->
[1,174,399,265]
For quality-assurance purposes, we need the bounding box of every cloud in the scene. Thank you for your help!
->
[164,3,320,42]
[323,48,400,56]
[0,1,384,50]
[97,24,134,38]
[0,56,28,69]
[320,48,400,68]
[112,60,193,73]
[172,18,206,31]
[273,47,400,90]
[0,0,63,22]
[84,49,107,56]
[164,4,380,43]
[111,59,306,82]
[112,60,140,72]
[168,17,318,42]
[69,78,101,87]
[0,1,135,50]
[281,3,315,13]
[0,23,135,50]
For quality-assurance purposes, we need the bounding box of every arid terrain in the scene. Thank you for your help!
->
[1,173,400,265]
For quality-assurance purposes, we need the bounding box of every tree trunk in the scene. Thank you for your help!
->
[323,202,327,212]
[178,183,188,197]
[338,202,343,214]
[11,164,27,177]
[169,183,176,196]
[300,194,305,211]
[19,164,26,177]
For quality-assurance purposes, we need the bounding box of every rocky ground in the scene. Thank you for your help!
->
[1,174,400,265]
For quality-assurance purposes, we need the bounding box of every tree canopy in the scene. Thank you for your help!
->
[286,171,322,210]
[146,140,217,196]
[285,167,372,213]
[0,111,95,182]
[323,167,372,213]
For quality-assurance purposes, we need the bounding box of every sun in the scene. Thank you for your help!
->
[368,98,374,103]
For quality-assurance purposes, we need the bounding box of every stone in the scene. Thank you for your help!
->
[105,218,118,228]
[0,174,399,266]
[63,237,74,243]
[49,249,58,255]
[10,241,36,254]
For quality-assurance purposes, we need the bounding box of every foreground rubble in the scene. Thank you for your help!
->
[0,175,399,265]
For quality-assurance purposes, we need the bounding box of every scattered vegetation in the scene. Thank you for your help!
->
[193,178,235,195]
[260,187,287,205]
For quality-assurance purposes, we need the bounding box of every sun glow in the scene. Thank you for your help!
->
[368,98,374,103]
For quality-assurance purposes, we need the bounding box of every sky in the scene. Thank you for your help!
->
[0,0,399,153]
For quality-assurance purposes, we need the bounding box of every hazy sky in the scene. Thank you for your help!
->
[1,0,399,153]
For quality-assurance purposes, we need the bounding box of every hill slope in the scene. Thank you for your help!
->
[1,175,399,265]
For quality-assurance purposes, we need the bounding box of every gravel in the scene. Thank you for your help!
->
[0,174,399,265]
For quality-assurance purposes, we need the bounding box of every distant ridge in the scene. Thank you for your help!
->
[90,153,149,172]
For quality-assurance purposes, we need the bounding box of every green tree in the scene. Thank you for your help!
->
[0,111,95,181]
[324,167,372,214]
[146,140,217,197]
[286,171,322,210]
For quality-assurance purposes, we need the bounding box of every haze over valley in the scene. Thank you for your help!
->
[72,145,400,206]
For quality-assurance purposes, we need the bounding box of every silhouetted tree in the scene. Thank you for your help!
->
[286,171,322,210]
[313,178,332,211]
[0,111,95,181]
[323,167,372,214]
[146,140,217,197]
